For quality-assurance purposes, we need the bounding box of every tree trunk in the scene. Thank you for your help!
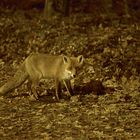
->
[63,0,70,16]
[44,0,54,21]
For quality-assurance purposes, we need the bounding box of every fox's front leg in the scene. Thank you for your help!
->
[55,79,62,101]
[63,80,73,97]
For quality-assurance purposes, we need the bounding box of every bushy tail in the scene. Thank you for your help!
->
[0,62,29,96]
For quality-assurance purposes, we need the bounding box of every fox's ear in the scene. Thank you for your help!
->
[63,55,69,63]
[77,55,84,65]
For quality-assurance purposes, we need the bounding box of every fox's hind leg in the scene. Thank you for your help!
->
[28,72,41,100]
[26,63,41,100]
[27,79,39,99]
[27,79,32,97]
[30,78,40,100]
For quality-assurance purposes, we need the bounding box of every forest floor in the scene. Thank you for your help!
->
[0,8,140,140]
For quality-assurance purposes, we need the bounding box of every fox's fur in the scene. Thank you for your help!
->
[0,53,84,100]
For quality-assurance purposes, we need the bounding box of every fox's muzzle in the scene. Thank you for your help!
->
[65,70,76,79]
[73,74,76,78]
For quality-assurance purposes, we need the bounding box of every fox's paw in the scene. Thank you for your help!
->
[0,96,4,100]
[29,94,39,101]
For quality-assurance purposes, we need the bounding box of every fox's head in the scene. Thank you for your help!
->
[62,55,84,80]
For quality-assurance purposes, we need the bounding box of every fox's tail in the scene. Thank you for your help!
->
[0,62,29,96]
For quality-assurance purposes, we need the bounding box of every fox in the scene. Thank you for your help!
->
[0,53,84,100]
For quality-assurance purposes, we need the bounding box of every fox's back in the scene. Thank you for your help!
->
[25,53,84,82]
[25,53,65,79]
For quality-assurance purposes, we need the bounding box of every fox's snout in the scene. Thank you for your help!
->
[70,73,76,79]
[73,74,76,78]
[69,72,76,79]
[65,69,76,79]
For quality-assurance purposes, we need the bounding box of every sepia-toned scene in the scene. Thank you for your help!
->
[0,0,140,139]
